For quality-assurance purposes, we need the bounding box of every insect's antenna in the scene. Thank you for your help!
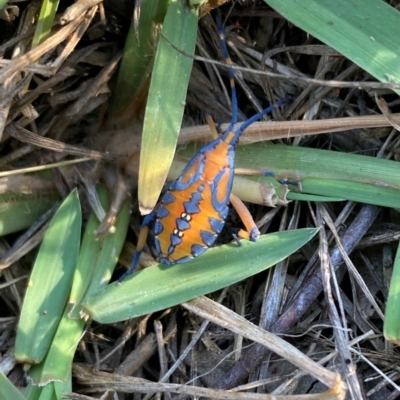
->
[234,99,286,137]
[216,14,238,134]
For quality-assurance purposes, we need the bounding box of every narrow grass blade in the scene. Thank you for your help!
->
[109,0,169,116]
[264,0,400,94]
[237,143,400,208]
[302,178,400,209]
[0,372,26,400]
[384,241,400,344]
[138,0,198,214]
[84,228,318,323]
[0,193,57,235]
[31,0,60,49]
[15,189,81,364]
[179,142,400,207]
[0,1,7,9]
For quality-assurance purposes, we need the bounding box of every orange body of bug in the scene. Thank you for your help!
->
[119,16,287,281]
[153,132,238,264]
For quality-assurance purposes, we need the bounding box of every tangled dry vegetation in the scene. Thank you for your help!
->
[1,1,400,399]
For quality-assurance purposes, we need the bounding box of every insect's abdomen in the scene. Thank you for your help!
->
[154,140,234,265]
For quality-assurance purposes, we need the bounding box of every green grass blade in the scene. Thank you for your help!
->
[31,0,60,49]
[237,143,400,208]
[69,185,131,313]
[23,375,71,400]
[27,314,85,386]
[84,228,318,323]
[15,189,81,364]
[384,241,400,344]
[18,187,130,384]
[302,178,400,208]
[0,193,57,235]
[264,0,400,94]
[0,372,26,400]
[138,0,198,214]
[24,186,130,384]
[179,143,400,208]
[109,0,169,116]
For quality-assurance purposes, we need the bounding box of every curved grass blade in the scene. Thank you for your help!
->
[138,0,198,214]
[264,0,400,94]
[84,228,318,323]
[15,189,81,364]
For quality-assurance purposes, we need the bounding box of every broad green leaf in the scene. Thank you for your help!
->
[264,0,400,94]
[138,0,198,214]
[84,228,318,323]
[15,190,81,364]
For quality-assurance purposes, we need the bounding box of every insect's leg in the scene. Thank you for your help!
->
[235,168,300,188]
[205,115,219,140]
[119,212,155,282]
[229,193,260,242]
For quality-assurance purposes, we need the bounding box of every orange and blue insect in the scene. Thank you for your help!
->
[119,17,290,281]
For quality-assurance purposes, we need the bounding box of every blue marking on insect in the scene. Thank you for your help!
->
[209,217,224,234]
[162,192,175,205]
[201,230,217,247]
[198,184,205,192]
[183,192,202,214]
[171,230,183,245]
[209,169,233,212]
[157,205,170,219]
[176,218,191,231]
[167,245,175,256]
[191,244,207,257]
[154,220,164,235]
[173,155,205,191]
[218,207,229,220]
[175,255,194,264]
